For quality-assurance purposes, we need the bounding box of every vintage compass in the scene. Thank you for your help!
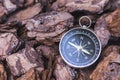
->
[59,16,101,68]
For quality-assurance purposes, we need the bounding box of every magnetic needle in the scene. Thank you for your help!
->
[59,16,101,68]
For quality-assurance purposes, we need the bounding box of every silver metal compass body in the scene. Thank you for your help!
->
[59,16,101,68]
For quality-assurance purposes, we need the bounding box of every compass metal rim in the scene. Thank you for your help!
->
[59,27,102,68]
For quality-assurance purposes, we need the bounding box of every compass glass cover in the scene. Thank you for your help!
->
[59,28,101,68]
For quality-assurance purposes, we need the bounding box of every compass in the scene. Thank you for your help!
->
[59,16,101,68]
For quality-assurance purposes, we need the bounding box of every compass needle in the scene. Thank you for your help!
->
[68,42,79,49]
[82,49,92,55]
[81,51,86,56]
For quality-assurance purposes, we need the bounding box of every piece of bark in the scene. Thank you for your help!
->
[23,11,73,45]
[54,56,76,80]
[105,8,120,37]
[35,32,66,46]
[8,74,14,80]
[0,33,19,60]
[17,68,40,80]
[90,46,120,80]
[0,2,7,23]
[36,45,57,80]
[36,45,58,58]
[51,0,109,13]
[39,0,56,11]
[3,0,35,13]
[3,0,17,13]
[25,40,38,47]
[104,0,120,11]
[0,2,7,17]
[0,0,36,23]
[41,56,56,80]
[24,11,74,32]
[0,63,7,80]
[36,45,58,80]
[101,46,120,60]
[8,3,42,23]
[78,67,95,80]
[94,15,111,48]
[6,45,44,76]
[11,0,35,7]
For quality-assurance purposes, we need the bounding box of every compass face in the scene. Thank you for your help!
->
[59,28,101,68]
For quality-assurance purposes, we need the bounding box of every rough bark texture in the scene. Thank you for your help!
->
[94,8,120,38]
[54,56,76,80]
[0,33,19,60]
[78,67,94,80]
[36,45,58,58]
[0,0,120,80]
[17,68,40,80]
[0,0,41,23]
[6,45,44,76]
[94,15,111,48]
[24,11,74,45]
[3,0,35,13]
[51,0,109,13]
[105,8,120,37]
[8,3,42,23]
[0,2,7,21]
[0,63,7,80]
[104,0,120,11]
[36,45,58,80]
[90,46,120,80]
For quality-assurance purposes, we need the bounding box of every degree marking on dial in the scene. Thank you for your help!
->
[71,38,75,42]
[85,56,88,60]
[88,41,91,45]
[76,58,79,62]
[82,41,91,48]
[93,37,95,40]
[76,31,79,34]
[90,49,94,53]
[96,42,99,45]
[80,36,84,40]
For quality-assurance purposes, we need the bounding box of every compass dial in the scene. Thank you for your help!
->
[59,28,101,68]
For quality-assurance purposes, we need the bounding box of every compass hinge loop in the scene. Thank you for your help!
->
[79,16,92,29]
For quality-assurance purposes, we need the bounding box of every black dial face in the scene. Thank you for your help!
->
[59,28,101,68]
